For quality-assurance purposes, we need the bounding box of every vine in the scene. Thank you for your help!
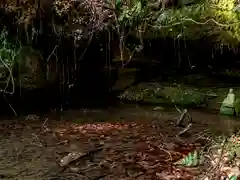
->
[0,28,21,115]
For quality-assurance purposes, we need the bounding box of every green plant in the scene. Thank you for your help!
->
[0,27,21,116]
[0,28,21,94]
[117,0,147,26]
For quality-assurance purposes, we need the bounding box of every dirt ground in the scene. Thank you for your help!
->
[0,105,240,180]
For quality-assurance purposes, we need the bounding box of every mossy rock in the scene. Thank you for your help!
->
[220,106,235,116]
[219,97,240,116]
[119,83,207,107]
[145,86,206,106]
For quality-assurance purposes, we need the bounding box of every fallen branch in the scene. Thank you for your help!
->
[175,106,192,127]
[175,106,193,136]
[176,108,188,127]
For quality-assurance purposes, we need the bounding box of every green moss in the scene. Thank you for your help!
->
[234,98,240,116]
[119,83,206,107]
[137,0,240,48]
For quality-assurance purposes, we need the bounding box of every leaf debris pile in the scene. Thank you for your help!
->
[0,114,240,180]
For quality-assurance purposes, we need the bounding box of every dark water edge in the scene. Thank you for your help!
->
[0,71,239,118]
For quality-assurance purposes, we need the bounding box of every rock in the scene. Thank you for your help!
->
[220,89,236,116]
[153,106,164,111]
[220,106,235,116]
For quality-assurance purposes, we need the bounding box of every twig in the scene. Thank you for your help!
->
[175,105,190,126]
[149,17,240,29]
[3,93,17,116]
[46,45,58,80]
[0,56,15,95]
[176,109,188,127]
[121,46,137,67]
[31,133,43,147]
[42,118,48,129]
[0,36,20,116]
[46,45,58,62]
[175,106,193,136]
[178,123,192,136]
[78,33,93,61]
[175,105,182,114]
[158,145,173,162]
[192,130,213,143]
[159,131,165,142]
[209,138,228,173]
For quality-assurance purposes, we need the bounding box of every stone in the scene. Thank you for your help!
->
[220,89,235,116]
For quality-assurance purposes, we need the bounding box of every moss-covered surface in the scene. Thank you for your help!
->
[118,81,240,112]
[131,0,240,48]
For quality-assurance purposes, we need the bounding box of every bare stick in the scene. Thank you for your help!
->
[3,93,17,116]
[178,123,192,136]
[42,118,48,129]
[175,105,182,114]
[176,108,188,126]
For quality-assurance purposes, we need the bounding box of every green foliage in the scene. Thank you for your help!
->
[116,0,147,27]
[0,28,20,68]
[113,0,240,48]
[0,27,21,88]
[3,0,240,53]
[145,0,240,48]
[0,28,45,90]
[230,175,238,180]
[174,150,200,166]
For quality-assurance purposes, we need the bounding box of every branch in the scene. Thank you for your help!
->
[0,56,15,95]
[149,18,240,29]
[175,106,192,136]
[0,55,17,116]
[178,123,192,136]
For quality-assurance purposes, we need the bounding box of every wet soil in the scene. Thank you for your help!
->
[0,105,240,180]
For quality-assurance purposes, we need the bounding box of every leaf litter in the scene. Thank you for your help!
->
[0,109,240,179]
